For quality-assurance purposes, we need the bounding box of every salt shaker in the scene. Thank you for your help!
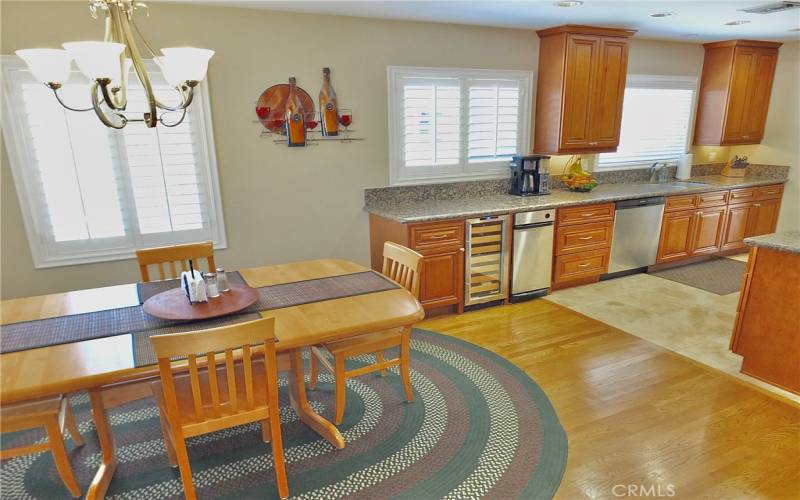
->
[216,267,230,292]
[204,272,220,298]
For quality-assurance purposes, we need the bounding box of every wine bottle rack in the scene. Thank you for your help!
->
[464,215,509,306]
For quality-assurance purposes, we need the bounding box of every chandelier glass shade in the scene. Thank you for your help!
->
[15,0,214,129]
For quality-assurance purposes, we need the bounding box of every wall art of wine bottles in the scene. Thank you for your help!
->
[254,68,362,146]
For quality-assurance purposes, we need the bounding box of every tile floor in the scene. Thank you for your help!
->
[545,253,800,404]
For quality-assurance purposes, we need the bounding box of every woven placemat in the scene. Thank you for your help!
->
[136,272,245,303]
[1,271,399,358]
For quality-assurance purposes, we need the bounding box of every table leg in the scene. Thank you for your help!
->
[287,348,345,449]
[86,388,118,500]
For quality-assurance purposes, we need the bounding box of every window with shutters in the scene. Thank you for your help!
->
[388,66,532,185]
[597,75,697,170]
[1,57,225,268]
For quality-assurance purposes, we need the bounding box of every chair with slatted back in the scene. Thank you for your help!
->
[0,395,85,498]
[149,317,288,500]
[309,241,423,424]
[136,241,216,282]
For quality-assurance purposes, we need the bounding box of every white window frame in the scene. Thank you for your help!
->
[388,66,532,186]
[1,56,227,268]
[597,74,699,171]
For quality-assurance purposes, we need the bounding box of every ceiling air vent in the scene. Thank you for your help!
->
[739,1,800,13]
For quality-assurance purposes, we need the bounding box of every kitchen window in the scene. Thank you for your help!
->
[388,66,532,185]
[1,57,226,268]
[597,75,697,170]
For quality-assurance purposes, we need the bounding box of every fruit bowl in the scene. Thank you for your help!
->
[562,174,598,192]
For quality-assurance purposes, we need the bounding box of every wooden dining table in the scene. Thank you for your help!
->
[0,258,424,499]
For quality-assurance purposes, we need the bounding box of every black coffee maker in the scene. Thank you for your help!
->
[509,155,551,196]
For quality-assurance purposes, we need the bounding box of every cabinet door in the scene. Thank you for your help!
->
[692,207,725,255]
[722,47,757,143]
[740,49,778,142]
[561,34,600,150]
[588,38,628,149]
[419,249,464,309]
[657,210,695,263]
[721,203,753,252]
[747,198,781,237]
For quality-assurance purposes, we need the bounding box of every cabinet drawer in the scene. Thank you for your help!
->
[553,249,610,283]
[728,188,756,204]
[555,221,613,255]
[697,190,729,208]
[755,184,783,200]
[557,203,615,226]
[665,194,698,212]
[410,221,464,249]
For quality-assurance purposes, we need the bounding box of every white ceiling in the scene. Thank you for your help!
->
[166,0,800,42]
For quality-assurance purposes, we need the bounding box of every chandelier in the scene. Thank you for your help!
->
[15,0,214,129]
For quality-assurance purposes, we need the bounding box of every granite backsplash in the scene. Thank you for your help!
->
[364,163,789,206]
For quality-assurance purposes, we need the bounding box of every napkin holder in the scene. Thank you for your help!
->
[181,270,208,304]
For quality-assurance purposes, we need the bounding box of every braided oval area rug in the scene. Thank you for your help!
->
[1,329,567,499]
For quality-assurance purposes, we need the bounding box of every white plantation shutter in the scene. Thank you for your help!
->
[1,58,226,268]
[389,67,531,185]
[467,80,521,163]
[402,78,461,167]
[599,75,697,169]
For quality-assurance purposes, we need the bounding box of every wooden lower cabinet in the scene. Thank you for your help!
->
[721,203,753,251]
[747,198,780,237]
[553,202,615,288]
[369,214,464,313]
[692,206,725,255]
[657,210,696,263]
[418,249,464,309]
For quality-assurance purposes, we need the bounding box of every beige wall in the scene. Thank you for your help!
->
[0,1,795,299]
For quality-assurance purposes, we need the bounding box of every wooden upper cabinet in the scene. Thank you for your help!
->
[534,25,635,154]
[693,40,781,146]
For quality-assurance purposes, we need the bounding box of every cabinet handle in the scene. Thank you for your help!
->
[459,247,465,252]
[765,191,777,195]
[753,203,761,207]
[427,234,449,239]
[578,262,592,268]
[743,135,750,139]
[578,236,593,240]
[581,213,595,217]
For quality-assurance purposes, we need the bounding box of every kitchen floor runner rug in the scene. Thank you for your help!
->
[0,329,568,500]
[0,271,398,355]
[648,257,747,295]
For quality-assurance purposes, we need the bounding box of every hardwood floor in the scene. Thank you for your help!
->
[420,299,800,499]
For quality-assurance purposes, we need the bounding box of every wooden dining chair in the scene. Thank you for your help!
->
[149,317,288,500]
[309,241,423,424]
[136,241,216,282]
[0,395,85,498]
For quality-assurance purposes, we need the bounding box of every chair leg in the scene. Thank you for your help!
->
[400,327,414,403]
[44,417,81,498]
[309,347,319,390]
[334,355,347,425]
[261,420,271,443]
[157,411,178,468]
[63,399,84,447]
[375,351,387,377]
[268,414,289,499]
[172,435,197,500]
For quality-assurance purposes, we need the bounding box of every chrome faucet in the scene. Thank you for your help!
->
[649,162,668,183]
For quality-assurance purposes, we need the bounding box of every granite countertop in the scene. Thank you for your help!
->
[744,230,800,255]
[365,174,788,223]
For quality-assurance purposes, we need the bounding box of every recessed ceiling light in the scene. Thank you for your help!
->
[554,1,583,7]
[650,12,674,18]
[725,20,752,25]
[682,33,700,38]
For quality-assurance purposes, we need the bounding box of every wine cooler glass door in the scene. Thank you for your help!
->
[464,215,509,306]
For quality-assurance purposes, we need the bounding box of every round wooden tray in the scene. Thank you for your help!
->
[143,284,260,321]
[255,84,315,134]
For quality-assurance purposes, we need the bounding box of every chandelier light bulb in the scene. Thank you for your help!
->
[160,47,215,83]
[62,41,126,80]
[15,49,73,84]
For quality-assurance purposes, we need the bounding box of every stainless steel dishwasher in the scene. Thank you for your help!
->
[510,209,555,302]
[607,196,665,277]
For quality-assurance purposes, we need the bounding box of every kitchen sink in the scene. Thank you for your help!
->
[645,181,709,191]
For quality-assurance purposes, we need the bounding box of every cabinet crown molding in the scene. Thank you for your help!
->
[702,39,783,49]
[536,24,637,38]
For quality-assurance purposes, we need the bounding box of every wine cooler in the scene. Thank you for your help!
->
[464,215,509,306]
